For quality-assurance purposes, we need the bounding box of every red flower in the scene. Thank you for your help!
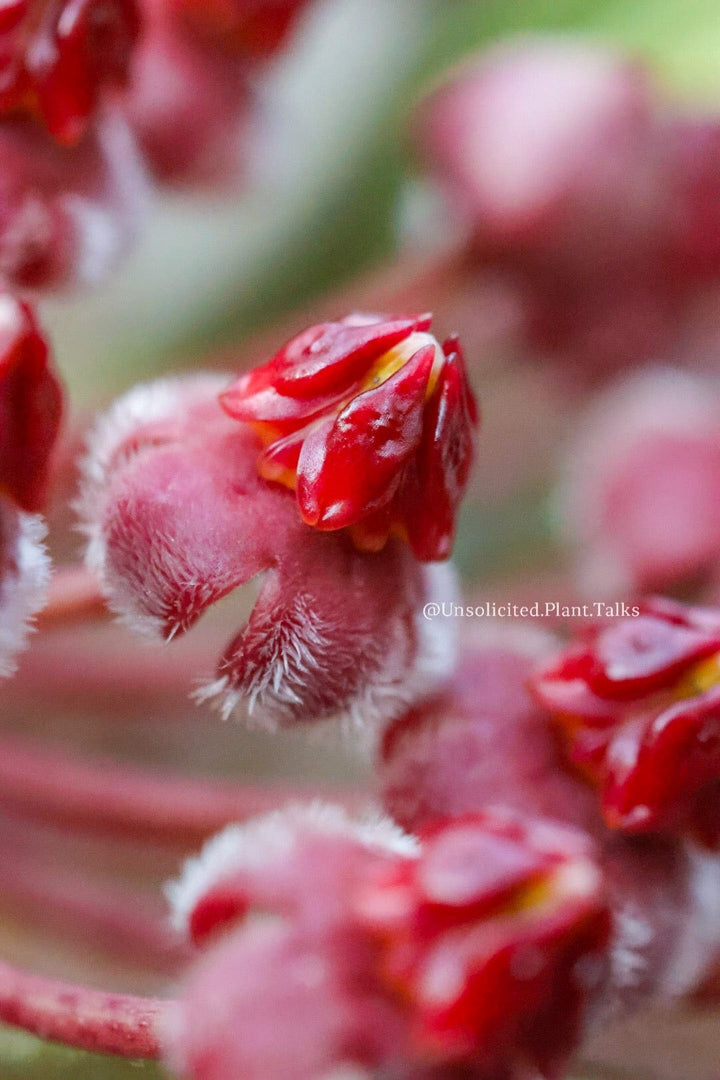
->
[529,597,720,847]
[166,804,609,1080]
[221,313,478,561]
[0,0,140,144]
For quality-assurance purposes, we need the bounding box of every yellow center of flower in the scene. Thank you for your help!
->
[673,651,720,699]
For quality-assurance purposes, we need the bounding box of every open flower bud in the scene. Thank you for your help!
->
[220,313,478,561]
[165,804,609,1080]
[78,375,457,727]
[529,597,720,848]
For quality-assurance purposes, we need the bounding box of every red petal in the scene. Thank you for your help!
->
[296,344,435,530]
[603,685,720,840]
[273,317,421,398]
[0,299,63,512]
[400,348,477,561]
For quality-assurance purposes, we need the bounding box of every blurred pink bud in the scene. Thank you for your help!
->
[380,634,598,837]
[125,0,313,186]
[421,37,663,251]
[78,376,457,726]
[417,37,720,376]
[555,369,720,594]
[165,803,609,1080]
[0,110,149,290]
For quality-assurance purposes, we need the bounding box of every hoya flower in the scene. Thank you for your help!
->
[0,0,146,289]
[0,294,62,673]
[125,0,314,185]
[78,372,457,727]
[417,36,720,376]
[220,313,478,561]
[380,637,720,1017]
[554,368,720,596]
[529,596,720,848]
[0,0,140,145]
[165,803,609,1080]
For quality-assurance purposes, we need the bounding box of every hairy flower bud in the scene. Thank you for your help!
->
[78,375,457,727]
[165,804,609,1080]
[221,313,478,561]
[529,597,720,848]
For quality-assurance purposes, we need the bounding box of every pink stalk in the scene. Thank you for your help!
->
[37,566,108,629]
[0,960,167,1058]
[0,735,357,844]
[0,850,190,975]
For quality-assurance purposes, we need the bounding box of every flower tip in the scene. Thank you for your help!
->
[219,313,478,561]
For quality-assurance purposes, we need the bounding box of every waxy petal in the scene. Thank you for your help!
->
[296,344,434,530]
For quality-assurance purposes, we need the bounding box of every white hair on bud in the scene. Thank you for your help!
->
[193,560,459,730]
[0,507,50,677]
[661,848,720,999]
[167,801,419,935]
[77,373,229,633]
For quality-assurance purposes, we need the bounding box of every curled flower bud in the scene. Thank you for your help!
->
[165,804,609,1080]
[529,597,720,848]
[220,314,478,561]
[0,296,61,673]
[0,0,140,144]
[78,375,457,726]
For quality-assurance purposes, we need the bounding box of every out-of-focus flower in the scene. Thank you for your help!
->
[0,294,62,673]
[165,802,609,1080]
[529,597,720,848]
[125,0,314,185]
[78,374,458,727]
[554,368,720,596]
[0,110,149,290]
[418,36,720,377]
[221,313,478,561]
[0,0,140,144]
[380,636,720,1019]
[379,632,598,837]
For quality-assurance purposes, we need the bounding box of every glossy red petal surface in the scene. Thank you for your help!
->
[296,344,435,530]
[400,350,477,561]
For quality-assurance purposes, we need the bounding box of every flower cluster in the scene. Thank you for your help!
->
[529,597,720,848]
[165,803,610,1080]
[0,10,720,1080]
